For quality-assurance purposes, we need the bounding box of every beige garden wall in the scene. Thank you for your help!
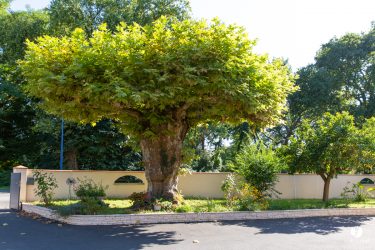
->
[14,166,375,202]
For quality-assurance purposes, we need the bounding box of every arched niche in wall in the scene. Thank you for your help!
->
[359,178,374,185]
[114,175,144,184]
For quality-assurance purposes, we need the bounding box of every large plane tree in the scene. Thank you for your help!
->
[20,17,296,201]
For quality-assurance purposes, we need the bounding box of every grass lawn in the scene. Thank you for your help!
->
[35,198,375,216]
[268,198,375,210]
[0,186,9,190]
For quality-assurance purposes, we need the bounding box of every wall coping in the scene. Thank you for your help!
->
[22,203,375,226]
[13,165,28,169]
[16,167,375,176]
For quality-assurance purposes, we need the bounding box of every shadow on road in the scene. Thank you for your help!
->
[219,216,373,235]
[104,225,183,247]
[0,212,182,250]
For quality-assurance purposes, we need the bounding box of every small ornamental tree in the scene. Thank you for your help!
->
[231,142,284,197]
[283,112,373,202]
[20,17,296,202]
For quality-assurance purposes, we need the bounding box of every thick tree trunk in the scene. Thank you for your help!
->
[140,121,188,202]
[322,178,331,202]
[65,149,78,170]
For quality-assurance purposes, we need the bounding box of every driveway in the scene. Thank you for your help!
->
[0,212,374,250]
[0,190,9,209]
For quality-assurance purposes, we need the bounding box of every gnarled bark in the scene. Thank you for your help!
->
[140,120,188,202]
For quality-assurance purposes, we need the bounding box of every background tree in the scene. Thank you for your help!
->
[48,0,191,35]
[0,7,50,184]
[20,18,296,201]
[184,122,231,172]
[266,25,375,147]
[283,112,375,202]
[0,0,10,15]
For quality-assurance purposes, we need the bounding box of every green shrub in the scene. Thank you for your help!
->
[33,170,58,206]
[79,198,108,214]
[221,173,239,206]
[129,192,150,210]
[221,173,269,211]
[154,199,174,211]
[341,182,374,202]
[231,142,283,199]
[236,184,269,211]
[74,178,107,202]
[73,178,108,214]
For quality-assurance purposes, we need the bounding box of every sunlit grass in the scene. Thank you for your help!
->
[269,198,375,210]
[34,198,375,215]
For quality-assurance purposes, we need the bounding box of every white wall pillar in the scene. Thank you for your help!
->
[13,165,28,202]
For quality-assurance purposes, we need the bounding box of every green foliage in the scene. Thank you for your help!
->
[79,197,108,214]
[154,198,174,211]
[221,174,269,210]
[128,191,150,209]
[221,142,283,210]
[221,173,238,206]
[20,17,295,199]
[236,184,269,211]
[33,170,58,206]
[314,29,375,120]
[0,1,168,172]
[0,0,10,16]
[341,182,373,202]
[356,118,375,172]
[231,142,283,197]
[73,178,108,214]
[283,112,375,201]
[74,178,107,201]
[284,112,364,177]
[205,199,216,212]
[20,17,296,139]
[289,25,375,123]
[0,170,11,186]
[0,9,49,64]
[268,25,375,147]
[184,122,231,172]
[175,204,192,213]
[49,0,191,35]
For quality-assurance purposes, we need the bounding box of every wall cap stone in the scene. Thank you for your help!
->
[13,165,28,169]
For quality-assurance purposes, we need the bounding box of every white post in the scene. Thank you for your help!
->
[13,165,28,202]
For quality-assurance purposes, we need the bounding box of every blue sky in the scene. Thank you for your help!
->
[10,0,375,70]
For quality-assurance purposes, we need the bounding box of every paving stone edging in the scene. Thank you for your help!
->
[22,203,375,226]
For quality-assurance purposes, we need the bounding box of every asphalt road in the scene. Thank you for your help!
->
[0,210,374,250]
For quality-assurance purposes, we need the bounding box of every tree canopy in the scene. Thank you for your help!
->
[283,112,375,201]
[21,17,295,136]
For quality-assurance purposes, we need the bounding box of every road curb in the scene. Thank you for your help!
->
[22,203,375,226]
